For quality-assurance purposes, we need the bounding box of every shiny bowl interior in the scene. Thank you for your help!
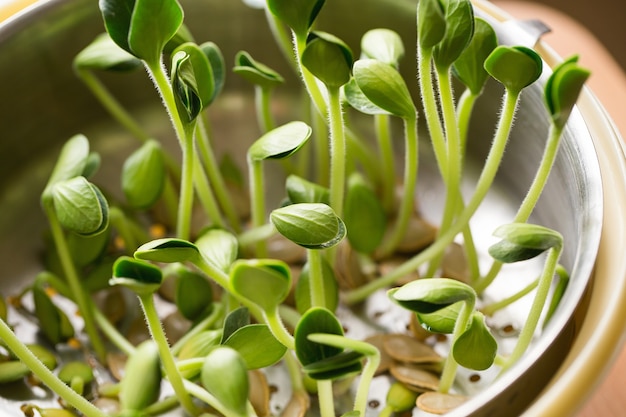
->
[0,0,603,415]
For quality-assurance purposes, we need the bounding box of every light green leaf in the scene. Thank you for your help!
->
[433,0,475,69]
[302,31,353,88]
[360,28,405,67]
[248,121,312,161]
[270,203,346,249]
[45,134,90,192]
[111,256,163,295]
[294,307,344,366]
[295,259,339,314]
[484,45,543,93]
[195,228,239,273]
[51,176,109,236]
[74,32,141,71]
[452,311,497,370]
[201,347,249,416]
[134,238,200,263]
[488,223,563,263]
[452,17,497,95]
[119,340,161,411]
[417,0,446,50]
[234,50,284,90]
[544,55,591,130]
[286,175,331,205]
[230,259,292,311]
[343,173,386,253]
[266,0,325,39]
[389,278,476,314]
[223,324,288,369]
[353,59,416,120]
[174,266,213,321]
[122,139,166,209]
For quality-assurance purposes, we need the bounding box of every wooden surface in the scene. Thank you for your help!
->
[495,3,626,416]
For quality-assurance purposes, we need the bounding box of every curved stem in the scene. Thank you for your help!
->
[42,202,106,361]
[456,89,478,159]
[0,319,107,417]
[264,307,296,350]
[344,90,520,304]
[138,293,199,416]
[474,124,565,293]
[481,277,539,317]
[317,379,335,417]
[498,246,562,375]
[256,85,274,133]
[184,379,252,417]
[171,302,224,356]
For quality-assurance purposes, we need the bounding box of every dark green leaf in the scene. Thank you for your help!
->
[230,259,292,311]
[52,177,109,236]
[171,43,215,123]
[33,277,74,344]
[452,17,497,95]
[294,307,343,366]
[248,121,312,161]
[67,226,110,268]
[452,311,497,370]
[344,173,386,253]
[122,139,166,209]
[74,33,141,71]
[111,256,163,295]
[295,259,339,314]
[134,238,200,263]
[353,59,416,119]
[270,203,346,249]
[417,0,446,50]
[286,175,330,205]
[360,28,405,67]
[488,223,563,263]
[389,278,476,314]
[58,361,94,385]
[175,266,213,321]
[544,55,591,130]
[201,347,249,416]
[266,0,325,39]
[302,31,353,88]
[484,45,543,93]
[234,50,284,90]
[433,0,475,69]
[99,0,135,55]
[127,0,184,65]
[200,42,226,103]
[177,330,222,361]
[221,307,250,344]
[303,350,364,380]
[223,324,288,369]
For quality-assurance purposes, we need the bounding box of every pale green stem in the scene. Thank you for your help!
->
[138,293,199,416]
[375,113,396,214]
[308,249,326,308]
[318,379,335,417]
[256,85,274,133]
[474,124,565,293]
[327,86,347,218]
[313,101,330,186]
[161,174,179,229]
[438,299,474,393]
[196,116,241,232]
[264,307,296,350]
[75,68,150,142]
[418,47,447,177]
[481,278,539,316]
[426,68,462,277]
[344,90,521,304]
[248,159,268,257]
[264,6,298,73]
[456,89,478,159]
[192,150,226,229]
[142,395,181,416]
[0,319,108,417]
[499,246,562,375]
[42,201,106,361]
[143,60,195,240]
[177,122,197,240]
[377,115,419,257]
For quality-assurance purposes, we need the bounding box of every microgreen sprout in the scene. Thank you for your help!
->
[0,0,594,416]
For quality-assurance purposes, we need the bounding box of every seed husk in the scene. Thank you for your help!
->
[389,364,440,392]
[383,333,442,365]
[249,369,271,417]
[363,333,393,375]
[334,241,371,289]
[280,390,310,417]
[394,214,438,255]
[267,233,307,264]
[416,391,469,414]
[441,242,470,283]
[377,256,420,286]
